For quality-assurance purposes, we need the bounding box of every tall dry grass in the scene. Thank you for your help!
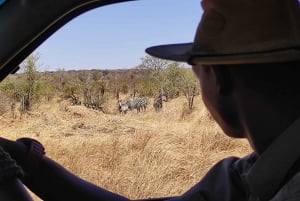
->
[0,96,252,200]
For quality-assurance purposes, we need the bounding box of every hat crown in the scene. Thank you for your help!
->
[191,0,300,56]
[145,0,300,64]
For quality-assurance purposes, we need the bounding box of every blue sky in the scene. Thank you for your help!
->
[34,0,202,71]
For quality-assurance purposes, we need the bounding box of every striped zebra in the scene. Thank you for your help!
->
[127,96,149,113]
[125,99,138,112]
[153,97,162,112]
[136,96,148,112]
[118,100,129,115]
[153,94,167,112]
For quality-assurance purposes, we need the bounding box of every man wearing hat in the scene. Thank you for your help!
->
[1,0,300,200]
[147,0,300,200]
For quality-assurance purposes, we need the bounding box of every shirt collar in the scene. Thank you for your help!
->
[246,117,300,200]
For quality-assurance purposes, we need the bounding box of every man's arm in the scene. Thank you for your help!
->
[0,137,130,201]
[0,178,34,201]
[0,137,180,201]
[0,145,34,201]
[26,155,131,201]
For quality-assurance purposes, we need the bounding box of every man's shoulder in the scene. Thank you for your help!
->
[232,153,258,174]
[177,154,257,201]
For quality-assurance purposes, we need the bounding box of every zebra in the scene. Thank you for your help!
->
[126,99,139,112]
[153,97,162,112]
[153,94,167,112]
[126,96,149,113]
[118,100,129,115]
[135,96,148,112]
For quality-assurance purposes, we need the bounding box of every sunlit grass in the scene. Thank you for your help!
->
[0,95,252,200]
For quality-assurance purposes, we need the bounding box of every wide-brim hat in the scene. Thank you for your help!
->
[146,0,300,65]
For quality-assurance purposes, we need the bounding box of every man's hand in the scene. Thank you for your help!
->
[0,137,29,169]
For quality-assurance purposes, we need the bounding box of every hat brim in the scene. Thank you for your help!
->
[146,43,300,65]
[145,43,193,62]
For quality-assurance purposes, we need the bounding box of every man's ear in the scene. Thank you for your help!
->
[212,66,233,95]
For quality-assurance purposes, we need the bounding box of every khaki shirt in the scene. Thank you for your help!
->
[170,118,300,201]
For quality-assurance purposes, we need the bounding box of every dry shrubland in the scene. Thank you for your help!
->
[0,95,252,200]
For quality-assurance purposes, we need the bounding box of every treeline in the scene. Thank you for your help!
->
[0,54,200,116]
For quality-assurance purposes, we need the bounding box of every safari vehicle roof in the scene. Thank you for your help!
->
[0,0,134,81]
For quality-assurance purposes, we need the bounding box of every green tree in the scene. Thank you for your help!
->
[139,55,170,75]
[18,54,44,112]
[0,54,46,115]
[163,63,199,109]
[178,68,199,110]
[137,56,171,96]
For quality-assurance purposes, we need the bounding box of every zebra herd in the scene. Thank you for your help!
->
[118,96,149,115]
[118,94,168,115]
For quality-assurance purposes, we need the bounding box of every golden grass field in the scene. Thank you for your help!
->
[0,95,252,200]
